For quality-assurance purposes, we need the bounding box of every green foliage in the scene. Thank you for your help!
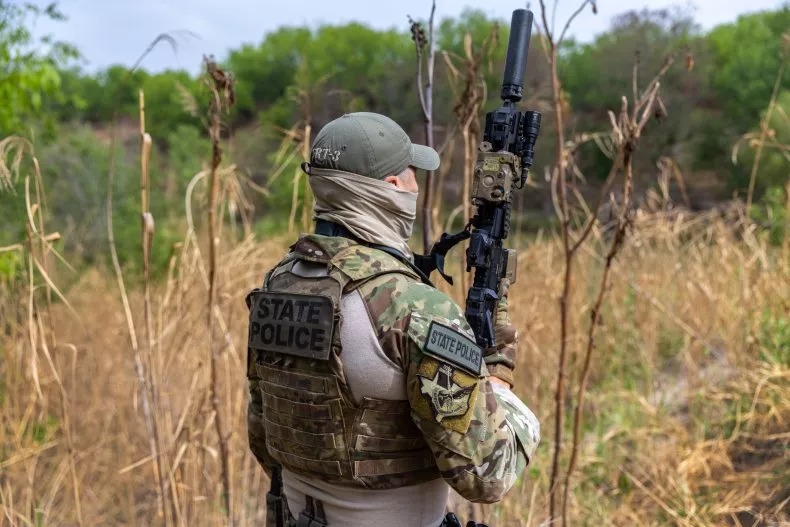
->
[695,7,790,185]
[305,24,415,120]
[733,91,790,194]
[751,185,789,246]
[1,3,789,273]
[32,125,114,261]
[164,124,210,200]
[227,27,311,122]
[437,8,503,55]
[253,213,292,238]
[757,310,789,367]
[0,251,21,280]
[435,9,506,123]
[687,110,732,171]
[30,415,58,444]
[0,1,79,135]
[0,125,185,278]
[84,66,146,120]
[560,8,706,176]
[706,7,790,126]
[559,6,789,187]
[141,70,202,138]
[562,8,700,111]
[50,65,203,143]
[230,23,418,130]
[247,137,310,237]
[52,67,94,120]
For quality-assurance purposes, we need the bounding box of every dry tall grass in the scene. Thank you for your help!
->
[2,191,787,525]
[511,208,788,527]
[3,13,788,525]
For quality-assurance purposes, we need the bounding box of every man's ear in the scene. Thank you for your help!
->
[383,175,403,188]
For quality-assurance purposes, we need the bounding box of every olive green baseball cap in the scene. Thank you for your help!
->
[309,112,440,179]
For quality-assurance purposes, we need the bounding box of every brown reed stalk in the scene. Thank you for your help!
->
[430,128,459,235]
[1,137,84,525]
[784,180,790,254]
[286,126,311,234]
[29,158,55,338]
[203,56,235,520]
[656,157,691,208]
[560,55,677,525]
[301,122,312,232]
[288,147,303,234]
[102,36,181,523]
[442,26,498,297]
[27,154,84,527]
[138,90,174,526]
[281,85,317,234]
[140,89,155,365]
[534,1,595,519]
[408,0,437,252]
[104,111,139,467]
[105,34,178,382]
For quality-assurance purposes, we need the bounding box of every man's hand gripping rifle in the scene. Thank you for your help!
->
[417,8,541,348]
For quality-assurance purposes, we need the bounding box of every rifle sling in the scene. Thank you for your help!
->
[314,220,437,286]
[314,220,468,287]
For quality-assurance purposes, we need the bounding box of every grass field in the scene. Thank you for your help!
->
[2,193,787,526]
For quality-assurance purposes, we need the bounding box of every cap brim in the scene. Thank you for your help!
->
[410,144,440,171]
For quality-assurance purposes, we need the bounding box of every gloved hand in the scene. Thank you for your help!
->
[483,279,518,387]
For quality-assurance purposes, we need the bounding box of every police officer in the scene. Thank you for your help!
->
[246,112,539,527]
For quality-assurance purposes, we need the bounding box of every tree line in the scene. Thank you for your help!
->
[1,2,788,275]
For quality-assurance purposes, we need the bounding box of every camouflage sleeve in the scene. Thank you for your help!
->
[358,274,539,503]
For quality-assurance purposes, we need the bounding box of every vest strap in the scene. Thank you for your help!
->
[296,495,328,527]
[315,219,435,286]
[353,451,436,476]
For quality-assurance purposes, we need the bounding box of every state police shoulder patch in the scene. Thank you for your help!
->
[414,358,479,433]
[406,312,484,433]
[423,321,483,376]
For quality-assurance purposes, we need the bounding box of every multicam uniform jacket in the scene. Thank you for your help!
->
[247,234,539,508]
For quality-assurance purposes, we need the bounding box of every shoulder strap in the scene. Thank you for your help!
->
[315,220,435,287]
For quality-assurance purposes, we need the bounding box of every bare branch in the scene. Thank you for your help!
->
[409,15,429,118]
[409,5,437,251]
[203,55,236,522]
[632,51,640,109]
[551,0,559,41]
[557,0,593,46]
[538,0,554,46]
[560,51,680,527]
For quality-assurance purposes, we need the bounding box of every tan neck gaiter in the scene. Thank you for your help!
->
[307,168,417,258]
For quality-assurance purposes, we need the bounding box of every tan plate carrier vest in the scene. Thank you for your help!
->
[247,236,440,489]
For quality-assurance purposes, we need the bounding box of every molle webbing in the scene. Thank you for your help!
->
[258,361,436,482]
[250,236,439,487]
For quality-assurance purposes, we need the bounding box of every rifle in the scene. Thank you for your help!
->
[417,8,541,347]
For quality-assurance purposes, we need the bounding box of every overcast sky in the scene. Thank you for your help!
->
[29,0,788,73]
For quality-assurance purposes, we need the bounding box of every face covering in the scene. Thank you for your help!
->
[307,167,418,258]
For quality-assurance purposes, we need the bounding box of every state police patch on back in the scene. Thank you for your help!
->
[248,291,335,360]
